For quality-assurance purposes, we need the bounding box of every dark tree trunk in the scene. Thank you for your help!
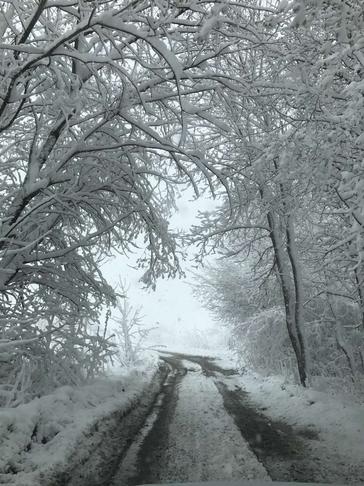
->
[266,210,307,387]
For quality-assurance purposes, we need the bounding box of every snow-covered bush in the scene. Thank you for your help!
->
[193,262,297,376]
[0,316,116,407]
[0,365,158,483]
[230,306,296,378]
[305,297,364,380]
[194,259,364,387]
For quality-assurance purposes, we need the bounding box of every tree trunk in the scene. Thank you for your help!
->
[285,213,308,383]
[335,318,357,382]
[266,209,307,386]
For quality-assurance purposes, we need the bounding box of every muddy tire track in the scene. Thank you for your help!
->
[64,364,169,486]
[158,350,236,377]
[215,381,319,483]
[110,356,186,486]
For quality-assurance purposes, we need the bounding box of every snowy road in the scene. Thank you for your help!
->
[65,352,364,486]
[110,355,269,485]
[151,367,269,482]
[109,352,324,486]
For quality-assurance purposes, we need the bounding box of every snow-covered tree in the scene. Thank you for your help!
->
[110,283,156,367]
[191,0,364,386]
[2,0,364,396]
[0,0,236,401]
[0,0,231,317]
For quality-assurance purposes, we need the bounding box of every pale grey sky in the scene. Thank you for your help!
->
[101,191,227,350]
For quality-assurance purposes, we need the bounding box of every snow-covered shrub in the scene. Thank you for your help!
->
[193,262,299,376]
[229,306,297,378]
[305,297,364,380]
[0,316,116,407]
[194,259,364,387]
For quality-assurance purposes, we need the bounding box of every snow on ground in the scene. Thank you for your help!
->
[158,368,270,483]
[180,359,202,371]
[213,351,240,369]
[213,351,364,464]
[222,370,364,479]
[0,360,158,486]
[156,345,230,358]
[166,349,364,475]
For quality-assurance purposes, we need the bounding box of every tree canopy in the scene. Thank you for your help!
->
[1,0,364,400]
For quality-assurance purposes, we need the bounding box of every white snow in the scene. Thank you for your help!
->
[222,370,364,476]
[157,346,226,357]
[0,362,158,486]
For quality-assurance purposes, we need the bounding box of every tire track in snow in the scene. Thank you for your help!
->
[155,367,270,483]
[110,356,185,485]
[214,380,316,483]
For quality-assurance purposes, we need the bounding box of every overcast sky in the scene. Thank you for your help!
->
[101,191,227,351]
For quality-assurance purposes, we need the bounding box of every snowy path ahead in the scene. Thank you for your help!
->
[74,351,363,486]
[4,353,363,486]
[64,351,364,486]
[109,352,335,486]
[110,355,269,485]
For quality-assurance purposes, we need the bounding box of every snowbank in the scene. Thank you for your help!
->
[0,360,160,486]
[231,371,364,469]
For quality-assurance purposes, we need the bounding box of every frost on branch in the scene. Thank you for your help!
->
[0,0,231,401]
[111,283,156,367]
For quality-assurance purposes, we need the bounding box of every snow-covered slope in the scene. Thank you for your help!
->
[0,362,159,486]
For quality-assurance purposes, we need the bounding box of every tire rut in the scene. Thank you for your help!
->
[215,380,319,483]
[110,356,185,486]
[63,364,169,486]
